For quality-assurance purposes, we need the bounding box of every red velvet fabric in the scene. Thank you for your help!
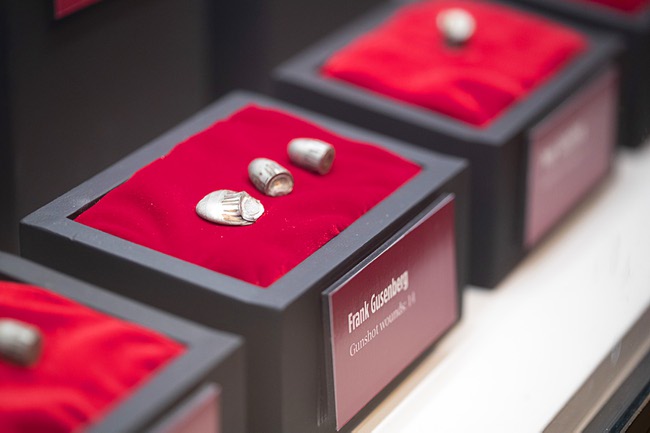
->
[321,0,587,127]
[0,281,184,433]
[76,106,421,288]
[573,0,649,13]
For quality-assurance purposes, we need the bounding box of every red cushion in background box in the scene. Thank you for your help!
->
[75,106,421,288]
[0,281,184,433]
[572,0,649,14]
[321,0,588,127]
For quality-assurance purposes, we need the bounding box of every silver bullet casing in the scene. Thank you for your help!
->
[0,318,43,367]
[196,190,264,225]
[288,138,335,175]
[437,8,476,48]
[248,158,294,196]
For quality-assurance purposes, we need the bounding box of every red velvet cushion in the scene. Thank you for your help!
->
[76,106,421,288]
[321,0,588,127]
[0,281,184,433]
[572,0,649,13]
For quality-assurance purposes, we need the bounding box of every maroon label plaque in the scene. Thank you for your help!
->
[525,68,618,248]
[324,195,458,430]
[54,0,102,19]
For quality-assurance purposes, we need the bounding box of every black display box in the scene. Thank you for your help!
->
[272,1,620,288]
[0,0,252,252]
[20,91,469,433]
[228,0,384,92]
[504,0,650,148]
[0,252,246,433]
